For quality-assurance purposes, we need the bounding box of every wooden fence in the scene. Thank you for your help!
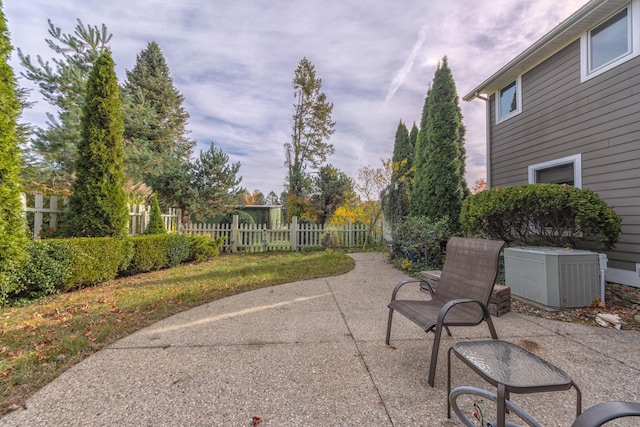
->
[20,194,181,239]
[20,194,381,251]
[180,216,378,253]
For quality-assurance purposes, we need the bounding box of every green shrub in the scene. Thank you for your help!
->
[165,234,190,267]
[17,240,77,298]
[127,235,168,274]
[391,216,451,270]
[187,235,225,263]
[62,237,129,290]
[218,209,255,225]
[145,194,166,235]
[460,184,622,250]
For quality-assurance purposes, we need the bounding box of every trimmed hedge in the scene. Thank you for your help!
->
[0,233,225,305]
[460,184,622,250]
[126,234,192,274]
[62,237,131,290]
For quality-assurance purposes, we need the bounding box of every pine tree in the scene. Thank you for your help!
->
[0,4,28,293]
[410,57,467,231]
[63,51,129,237]
[122,42,195,209]
[187,143,243,220]
[145,193,166,234]
[18,20,112,190]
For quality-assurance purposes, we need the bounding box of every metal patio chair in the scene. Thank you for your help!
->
[386,237,505,386]
[449,385,640,427]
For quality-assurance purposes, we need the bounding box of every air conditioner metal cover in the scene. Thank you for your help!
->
[504,247,599,308]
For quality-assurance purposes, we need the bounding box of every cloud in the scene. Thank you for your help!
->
[5,0,587,196]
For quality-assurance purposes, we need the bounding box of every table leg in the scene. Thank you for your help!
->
[497,383,506,427]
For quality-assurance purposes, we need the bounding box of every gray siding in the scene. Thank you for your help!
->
[488,39,640,272]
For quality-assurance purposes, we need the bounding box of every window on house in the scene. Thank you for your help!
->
[590,8,630,71]
[528,154,582,188]
[496,76,521,123]
[581,1,640,81]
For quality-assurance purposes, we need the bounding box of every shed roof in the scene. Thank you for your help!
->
[462,0,630,101]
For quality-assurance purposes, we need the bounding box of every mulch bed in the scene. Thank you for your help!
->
[510,283,640,331]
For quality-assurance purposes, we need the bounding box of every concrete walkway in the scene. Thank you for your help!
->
[2,253,639,426]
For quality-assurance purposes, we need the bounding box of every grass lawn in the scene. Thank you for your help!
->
[0,250,355,415]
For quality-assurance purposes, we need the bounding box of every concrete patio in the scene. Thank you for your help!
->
[2,252,638,426]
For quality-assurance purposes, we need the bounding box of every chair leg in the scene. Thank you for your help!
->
[428,323,444,387]
[485,313,499,339]
[386,308,394,345]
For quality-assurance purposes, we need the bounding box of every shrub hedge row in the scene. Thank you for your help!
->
[0,234,225,305]
[460,184,622,250]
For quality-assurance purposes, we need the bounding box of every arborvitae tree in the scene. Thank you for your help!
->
[63,51,128,237]
[122,41,195,209]
[409,122,419,163]
[284,57,335,198]
[411,57,467,231]
[145,193,166,234]
[391,121,411,182]
[0,4,28,292]
[18,20,112,191]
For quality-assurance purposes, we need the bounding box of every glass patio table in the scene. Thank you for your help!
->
[447,340,582,427]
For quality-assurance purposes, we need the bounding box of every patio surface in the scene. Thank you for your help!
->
[1,252,639,426]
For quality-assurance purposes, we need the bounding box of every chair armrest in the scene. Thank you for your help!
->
[437,298,492,325]
[390,279,434,301]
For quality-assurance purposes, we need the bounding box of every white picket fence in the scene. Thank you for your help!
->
[181,216,376,253]
[20,194,380,251]
[20,194,181,239]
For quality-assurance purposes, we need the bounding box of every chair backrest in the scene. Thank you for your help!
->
[434,237,505,310]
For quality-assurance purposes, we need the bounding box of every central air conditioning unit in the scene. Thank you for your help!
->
[504,247,599,308]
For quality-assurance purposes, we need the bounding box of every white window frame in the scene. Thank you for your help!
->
[528,154,582,188]
[496,75,522,124]
[580,0,640,82]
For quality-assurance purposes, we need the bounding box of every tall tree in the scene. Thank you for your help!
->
[391,120,411,182]
[63,51,128,237]
[187,143,243,220]
[311,164,353,225]
[18,20,112,190]
[284,57,335,198]
[410,57,467,231]
[122,41,195,208]
[356,160,391,248]
[0,4,28,293]
[265,191,279,205]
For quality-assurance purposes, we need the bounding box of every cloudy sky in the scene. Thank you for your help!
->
[5,0,587,197]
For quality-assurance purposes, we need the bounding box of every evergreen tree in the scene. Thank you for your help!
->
[63,51,128,237]
[284,58,335,198]
[265,191,279,205]
[145,193,166,234]
[187,143,243,220]
[311,164,353,225]
[0,4,28,293]
[18,20,112,190]
[391,120,411,182]
[121,41,195,209]
[410,57,467,231]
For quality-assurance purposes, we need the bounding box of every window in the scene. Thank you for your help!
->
[581,1,640,82]
[528,154,582,188]
[496,76,521,123]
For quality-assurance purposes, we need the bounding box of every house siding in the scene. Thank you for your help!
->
[488,39,640,273]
